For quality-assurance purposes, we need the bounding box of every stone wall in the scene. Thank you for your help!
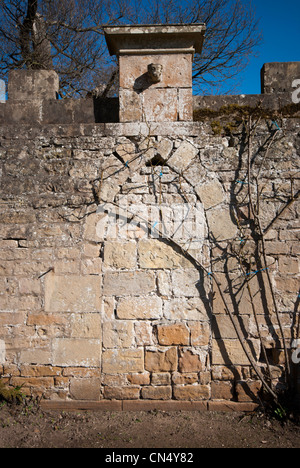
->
[0,58,299,409]
[0,116,299,407]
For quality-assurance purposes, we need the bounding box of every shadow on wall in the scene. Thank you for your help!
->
[93,97,119,123]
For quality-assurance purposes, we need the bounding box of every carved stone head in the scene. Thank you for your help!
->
[147,63,163,83]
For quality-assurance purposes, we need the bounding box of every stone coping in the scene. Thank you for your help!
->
[104,24,206,56]
[41,399,258,413]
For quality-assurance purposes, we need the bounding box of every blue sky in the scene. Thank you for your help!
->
[238,0,300,95]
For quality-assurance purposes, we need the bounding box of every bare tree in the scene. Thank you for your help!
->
[0,0,262,97]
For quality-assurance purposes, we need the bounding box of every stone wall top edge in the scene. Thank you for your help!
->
[0,121,206,138]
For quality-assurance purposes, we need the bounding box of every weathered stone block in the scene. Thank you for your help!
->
[19,348,52,366]
[211,381,234,400]
[212,339,260,366]
[70,378,101,400]
[102,320,134,348]
[83,212,107,242]
[171,269,202,297]
[178,349,203,372]
[145,347,177,372]
[45,274,101,313]
[138,239,192,269]
[102,348,144,374]
[8,70,59,100]
[134,321,153,347]
[212,315,249,340]
[117,296,162,320]
[119,89,142,122]
[173,384,210,401]
[119,54,192,90]
[261,62,300,94]
[195,179,224,209]
[178,88,193,121]
[164,298,209,321]
[157,323,190,346]
[141,385,172,400]
[104,241,137,269]
[70,314,101,339]
[190,321,210,346]
[103,386,140,400]
[206,208,237,241]
[172,372,198,385]
[168,140,198,172]
[236,380,262,402]
[52,338,101,367]
[151,373,171,385]
[127,373,150,385]
[103,271,156,296]
[143,88,178,122]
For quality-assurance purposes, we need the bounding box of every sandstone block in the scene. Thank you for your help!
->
[206,208,237,241]
[134,321,154,346]
[70,314,101,339]
[119,54,192,90]
[236,380,262,402]
[19,348,51,366]
[212,315,249,340]
[212,339,260,366]
[127,373,150,385]
[172,372,198,385]
[102,348,144,374]
[178,349,203,372]
[190,322,210,346]
[102,320,134,348]
[83,212,107,242]
[155,138,173,160]
[70,378,101,400]
[52,338,101,367]
[103,271,156,296]
[151,373,171,386]
[171,269,201,297]
[168,140,198,172]
[117,296,162,320]
[145,347,177,372]
[164,298,209,321]
[212,273,273,316]
[143,88,178,122]
[173,384,210,401]
[119,89,142,122]
[20,365,61,377]
[81,258,102,275]
[10,376,54,393]
[178,88,193,121]
[103,386,140,400]
[45,274,101,313]
[138,239,192,269]
[104,241,137,269]
[141,385,172,400]
[157,323,190,346]
[211,381,234,400]
[278,257,299,274]
[8,70,59,100]
[195,179,224,209]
